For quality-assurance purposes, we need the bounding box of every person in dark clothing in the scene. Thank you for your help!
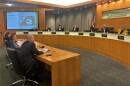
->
[56,25,64,31]
[10,33,20,49]
[3,32,11,41]
[72,25,79,32]
[19,35,44,77]
[3,32,11,47]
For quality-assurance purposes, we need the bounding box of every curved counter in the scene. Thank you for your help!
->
[13,31,130,68]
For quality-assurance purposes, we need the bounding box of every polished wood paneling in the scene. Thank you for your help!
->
[126,42,130,68]
[0,8,45,33]
[96,0,130,30]
[0,35,3,46]
[50,56,81,86]
[108,39,118,58]
[91,37,110,55]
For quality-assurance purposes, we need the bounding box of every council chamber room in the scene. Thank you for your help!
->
[0,0,130,86]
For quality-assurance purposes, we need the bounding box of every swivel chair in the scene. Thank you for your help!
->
[4,40,13,70]
[7,48,39,86]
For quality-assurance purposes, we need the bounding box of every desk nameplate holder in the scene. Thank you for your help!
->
[118,35,124,40]
[78,33,83,35]
[101,34,107,37]
[38,32,42,34]
[90,33,95,36]
[65,32,69,35]
[51,32,56,34]
[23,32,28,34]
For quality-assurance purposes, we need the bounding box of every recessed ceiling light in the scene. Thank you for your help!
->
[31,0,91,6]
[6,3,13,6]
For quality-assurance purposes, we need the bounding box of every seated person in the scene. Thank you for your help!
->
[3,31,12,47]
[56,25,64,31]
[42,28,51,31]
[9,33,20,49]
[118,26,125,34]
[46,27,51,31]
[101,25,107,33]
[118,26,128,35]
[72,25,79,32]
[90,26,95,32]
[89,26,99,32]
[122,30,128,35]
[19,35,44,80]
[28,27,37,31]
[3,32,11,41]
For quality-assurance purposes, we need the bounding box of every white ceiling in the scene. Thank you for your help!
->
[31,0,92,6]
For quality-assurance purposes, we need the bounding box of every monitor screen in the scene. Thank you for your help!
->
[6,11,39,30]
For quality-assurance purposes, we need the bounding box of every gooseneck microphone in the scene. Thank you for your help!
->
[43,43,55,52]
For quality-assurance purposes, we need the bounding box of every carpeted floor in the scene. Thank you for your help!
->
[0,46,130,86]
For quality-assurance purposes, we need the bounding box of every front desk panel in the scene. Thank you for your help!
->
[15,31,130,68]
[0,35,3,46]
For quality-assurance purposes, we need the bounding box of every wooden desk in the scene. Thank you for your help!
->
[18,41,81,86]
[16,35,130,68]
[0,34,3,46]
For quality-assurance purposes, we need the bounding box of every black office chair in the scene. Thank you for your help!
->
[4,39,9,58]
[4,40,13,70]
[7,48,39,86]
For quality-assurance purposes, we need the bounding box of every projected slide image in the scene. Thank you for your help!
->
[6,12,38,30]
[19,16,34,26]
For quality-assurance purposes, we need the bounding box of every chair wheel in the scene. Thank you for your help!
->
[11,68,13,70]
[11,66,13,70]
[5,55,8,58]
[12,84,16,86]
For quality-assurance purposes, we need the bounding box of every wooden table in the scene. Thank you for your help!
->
[0,34,3,46]
[18,40,81,86]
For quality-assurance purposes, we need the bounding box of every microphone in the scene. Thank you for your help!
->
[43,43,55,52]
[40,46,44,48]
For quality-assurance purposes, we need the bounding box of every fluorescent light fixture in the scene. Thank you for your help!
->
[31,0,91,6]
[6,3,13,6]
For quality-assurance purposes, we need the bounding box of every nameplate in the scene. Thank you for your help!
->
[38,32,42,34]
[23,32,28,34]
[90,33,95,36]
[65,32,69,35]
[51,32,56,34]
[78,33,83,35]
[101,34,107,37]
[118,35,124,40]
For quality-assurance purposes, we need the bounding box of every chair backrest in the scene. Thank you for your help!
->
[4,40,10,48]
[7,48,26,76]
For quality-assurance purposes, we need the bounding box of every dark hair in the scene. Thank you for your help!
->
[10,33,16,41]
[4,32,10,41]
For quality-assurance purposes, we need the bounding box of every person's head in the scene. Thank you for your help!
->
[27,35,35,42]
[58,25,61,28]
[4,32,11,40]
[74,25,76,28]
[10,33,17,41]
[5,32,10,37]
